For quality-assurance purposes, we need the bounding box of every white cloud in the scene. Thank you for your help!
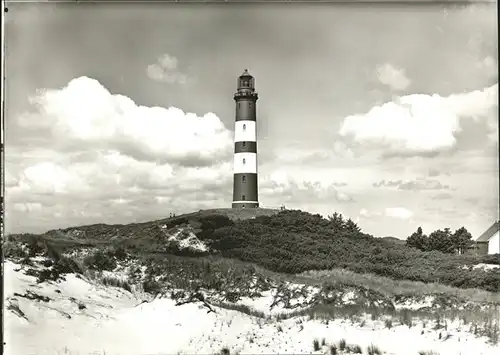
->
[376,63,410,91]
[359,208,371,217]
[259,172,353,205]
[476,55,497,74]
[359,208,382,218]
[5,77,237,233]
[18,162,80,194]
[385,207,414,220]
[339,84,498,157]
[17,76,232,166]
[12,202,42,213]
[146,54,189,84]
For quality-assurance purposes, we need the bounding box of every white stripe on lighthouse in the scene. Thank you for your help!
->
[233,152,257,174]
[234,121,256,142]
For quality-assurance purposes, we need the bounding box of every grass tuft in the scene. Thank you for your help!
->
[367,344,382,355]
[312,339,320,351]
[338,339,346,351]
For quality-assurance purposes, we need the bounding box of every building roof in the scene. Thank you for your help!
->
[475,221,500,242]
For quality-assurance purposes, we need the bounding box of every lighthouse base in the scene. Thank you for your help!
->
[232,202,259,209]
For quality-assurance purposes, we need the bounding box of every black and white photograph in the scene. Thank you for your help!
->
[2,1,499,354]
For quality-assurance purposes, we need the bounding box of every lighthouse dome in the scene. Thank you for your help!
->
[239,69,253,78]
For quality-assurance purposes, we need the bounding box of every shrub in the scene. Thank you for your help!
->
[384,318,393,329]
[37,256,83,283]
[195,210,499,292]
[347,344,362,354]
[329,345,337,355]
[4,241,29,258]
[143,279,162,294]
[83,250,117,271]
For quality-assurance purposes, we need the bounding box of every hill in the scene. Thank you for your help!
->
[4,208,500,354]
[6,208,500,292]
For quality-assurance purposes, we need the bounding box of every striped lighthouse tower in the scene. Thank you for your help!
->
[232,69,259,208]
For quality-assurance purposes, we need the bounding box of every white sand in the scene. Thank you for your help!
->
[4,260,499,355]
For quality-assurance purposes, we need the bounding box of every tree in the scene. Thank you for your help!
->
[406,227,428,251]
[426,228,455,254]
[344,218,361,234]
[328,212,345,231]
[451,227,473,255]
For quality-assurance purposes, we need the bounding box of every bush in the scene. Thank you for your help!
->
[197,210,499,292]
[37,256,83,283]
[83,250,117,271]
[480,254,500,265]
[4,241,29,258]
[143,279,162,294]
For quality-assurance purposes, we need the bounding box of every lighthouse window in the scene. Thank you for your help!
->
[242,176,246,183]
[242,158,246,165]
[242,124,246,131]
[242,195,246,201]
[242,142,246,148]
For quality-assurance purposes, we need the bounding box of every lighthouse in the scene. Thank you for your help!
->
[232,69,259,208]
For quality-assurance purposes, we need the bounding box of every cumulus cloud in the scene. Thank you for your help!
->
[146,54,189,84]
[359,208,381,219]
[339,84,498,158]
[260,172,353,205]
[376,63,410,91]
[373,178,450,191]
[5,153,234,233]
[4,77,237,233]
[16,76,232,167]
[385,207,414,220]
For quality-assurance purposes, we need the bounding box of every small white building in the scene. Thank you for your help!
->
[472,221,500,255]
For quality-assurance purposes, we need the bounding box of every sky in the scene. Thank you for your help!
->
[3,1,499,238]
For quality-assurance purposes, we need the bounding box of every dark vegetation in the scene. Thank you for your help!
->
[406,226,475,254]
[5,209,500,293]
[189,210,499,292]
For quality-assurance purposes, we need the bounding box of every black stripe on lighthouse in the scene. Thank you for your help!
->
[234,141,257,154]
[232,173,258,207]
